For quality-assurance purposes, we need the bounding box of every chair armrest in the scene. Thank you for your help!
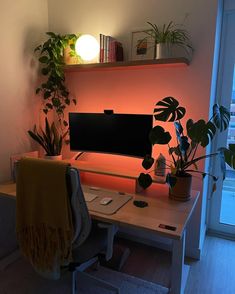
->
[97,223,118,261]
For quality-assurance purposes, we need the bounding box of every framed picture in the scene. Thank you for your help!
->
[131,29,155,61]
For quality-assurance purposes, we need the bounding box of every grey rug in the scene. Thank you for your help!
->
[0,257,169,294]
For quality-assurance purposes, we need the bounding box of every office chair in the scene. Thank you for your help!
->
[16,158,119,294]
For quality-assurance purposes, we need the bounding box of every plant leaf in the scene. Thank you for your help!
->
[186,119,216,147]
[154,96,186,122]
[212,104,230,132]
[142,155,154,170]
[220,144,235,170]
[169,146,181,156]
[149,125,171,145]
[52,98,61,107]
[174,121,183,139]
[138,173,153,189]
[179,136,190,155]
[41,67,49,75]
[39,56,49,63]
[63,120,68,127]
[44,91,51,99]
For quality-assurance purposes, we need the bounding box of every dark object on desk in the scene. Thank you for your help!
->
[104,109,114,114]
[133,200,148,208]
[100,244,130,271]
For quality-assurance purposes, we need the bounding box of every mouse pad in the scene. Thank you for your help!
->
[83,186,132,215]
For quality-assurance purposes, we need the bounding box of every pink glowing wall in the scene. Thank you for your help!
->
[47,0,220,258]
[63,62,211,191]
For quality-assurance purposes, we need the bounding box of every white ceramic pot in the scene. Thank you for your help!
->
[44,155,62,161]
[155,43,172,59]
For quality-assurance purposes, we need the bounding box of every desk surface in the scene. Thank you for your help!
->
[0,182,199,240]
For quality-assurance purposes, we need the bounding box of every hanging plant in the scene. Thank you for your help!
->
[34,32,78,134]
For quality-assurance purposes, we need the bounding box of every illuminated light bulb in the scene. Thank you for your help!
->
[75,34,99,61]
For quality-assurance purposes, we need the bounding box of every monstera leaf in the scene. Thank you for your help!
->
[212,104,230,132]
[220,144,235,169]
[149,125,171,145]
[186,119,216,147]
[154,97,186,122]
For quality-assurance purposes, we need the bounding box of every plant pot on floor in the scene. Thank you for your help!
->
[168,173,192,201]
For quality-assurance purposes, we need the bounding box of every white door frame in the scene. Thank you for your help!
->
[208,0,235,236]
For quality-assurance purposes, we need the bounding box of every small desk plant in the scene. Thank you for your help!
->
[138,96,235,201]
[28,118,62,160]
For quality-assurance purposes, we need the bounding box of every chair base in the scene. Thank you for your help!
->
[71,257,120,294]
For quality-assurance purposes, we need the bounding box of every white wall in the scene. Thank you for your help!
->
[47,0,219,258]
[0,0,48,182]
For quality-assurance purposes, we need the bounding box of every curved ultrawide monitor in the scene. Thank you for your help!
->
[69,113,152,158]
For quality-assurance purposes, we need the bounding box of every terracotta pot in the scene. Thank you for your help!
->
[168,173,192,201]
[44,155,62,161]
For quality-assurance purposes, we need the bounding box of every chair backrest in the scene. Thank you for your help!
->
[16,158,92,271]
[69,167,92,246]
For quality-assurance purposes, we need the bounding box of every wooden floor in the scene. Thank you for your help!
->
[117,235,235,294]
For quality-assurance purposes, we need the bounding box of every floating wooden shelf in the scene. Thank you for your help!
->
[64,57,190,72]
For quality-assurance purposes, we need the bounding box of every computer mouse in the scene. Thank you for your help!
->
[133,200,148,208]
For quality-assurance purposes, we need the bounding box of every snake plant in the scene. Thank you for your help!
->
[28,118,62,156]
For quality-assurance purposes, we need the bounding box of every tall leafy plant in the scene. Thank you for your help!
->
[138,96,235,190]
[35,32,78,133]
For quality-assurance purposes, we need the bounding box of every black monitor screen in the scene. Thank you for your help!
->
[69,113,152,158]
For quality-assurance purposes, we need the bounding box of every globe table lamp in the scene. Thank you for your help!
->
[75,34,99,62]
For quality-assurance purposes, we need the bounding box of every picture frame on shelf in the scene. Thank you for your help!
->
[131,29,155,61]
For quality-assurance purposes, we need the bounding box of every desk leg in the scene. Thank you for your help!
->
[170,231,189,294]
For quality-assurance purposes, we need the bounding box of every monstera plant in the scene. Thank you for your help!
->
[138,96,235,201]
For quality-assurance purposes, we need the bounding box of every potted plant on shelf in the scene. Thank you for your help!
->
[28,118,62,160]
[146,21,193,59]
[34,32,78,136]
[138,96,235,201]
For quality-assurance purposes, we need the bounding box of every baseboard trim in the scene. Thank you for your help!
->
[207,229,235,241]
[0,250,21,271]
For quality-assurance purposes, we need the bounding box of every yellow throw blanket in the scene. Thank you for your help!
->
[16,158,73,273]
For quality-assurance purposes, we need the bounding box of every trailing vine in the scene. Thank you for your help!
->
[35,32,78,136]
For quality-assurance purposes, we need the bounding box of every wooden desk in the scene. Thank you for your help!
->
[0,182,199,294]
